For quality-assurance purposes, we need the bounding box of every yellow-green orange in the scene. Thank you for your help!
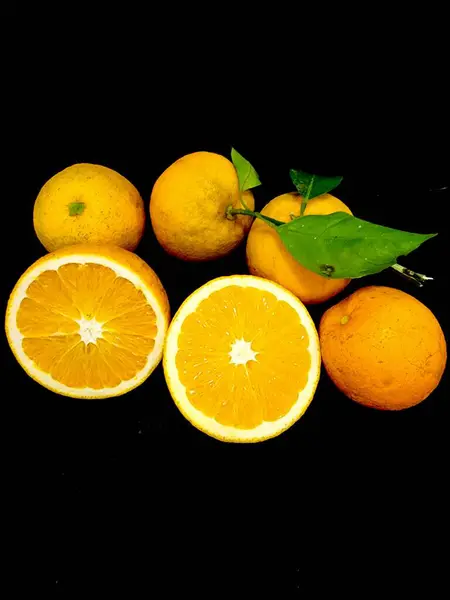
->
[246,193,352,304]
[33,163,145,252]
[150,151,254,261]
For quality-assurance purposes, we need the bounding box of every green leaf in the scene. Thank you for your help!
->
[277,212,436,279]
[68,202,86,216]
[231,147,261,191]
[289,169,343,200]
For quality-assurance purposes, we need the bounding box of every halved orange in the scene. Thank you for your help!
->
[5,244,170,398]
[163,275,321,442]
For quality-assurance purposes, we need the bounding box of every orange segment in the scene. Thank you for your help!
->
[5,245,170,399]
[101,331,155,356]
[96,338,148,380]
[176,286,311,429]
[17,298,79,336]
[103,304,157,335]
[22,334,81,373]
[95,277,148,323]
[25,270,81,320]
[57,263,117,318]
[164,275,321,443]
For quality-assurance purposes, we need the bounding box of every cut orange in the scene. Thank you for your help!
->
[5,244,170,399]
[163,275,321,442]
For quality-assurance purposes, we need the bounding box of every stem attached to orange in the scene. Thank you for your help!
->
[226,206,284,229]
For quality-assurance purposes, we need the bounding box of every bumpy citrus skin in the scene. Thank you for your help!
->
[150,151,254,261]
[320,286,447,410]
[246,193,352,304]
[33,164,145,252]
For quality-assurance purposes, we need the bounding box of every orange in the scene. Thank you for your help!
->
[246,193,352,304]
[150,151,254,261]
[33,163,145,252]
[319,286,447,410]
[5,244,170,399]
[163,275,321,442]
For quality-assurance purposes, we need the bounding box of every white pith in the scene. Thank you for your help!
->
[229,338,258,365]
[164,275,321,442]
[6,254,168,399]
[78,317,103,344]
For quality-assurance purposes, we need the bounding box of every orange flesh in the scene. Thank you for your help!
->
[176,286,311,429]
[17,263,156,389]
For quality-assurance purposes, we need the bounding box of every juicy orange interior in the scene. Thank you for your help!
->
[17,263,156,389]
[176,286,311,429]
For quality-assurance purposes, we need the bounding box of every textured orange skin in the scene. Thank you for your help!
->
[246,193,352,304]
[33,164,145,252]
[5,244,170,399]
[150,151,254,261]
[320,286,447,410]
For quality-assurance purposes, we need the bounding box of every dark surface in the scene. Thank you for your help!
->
[3,120,448,593]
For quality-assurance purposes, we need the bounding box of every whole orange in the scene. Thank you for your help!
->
[246,193,352,304]
[33,164,145,252]
[150,151,254,261]
[320,286,447,410]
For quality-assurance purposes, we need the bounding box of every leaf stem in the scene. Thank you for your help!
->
[239,192,250,210]
[390,263,434,287]
[300,175,315,216]
[226,207,284,229]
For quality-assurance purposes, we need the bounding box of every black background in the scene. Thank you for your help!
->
[3,105,449,594]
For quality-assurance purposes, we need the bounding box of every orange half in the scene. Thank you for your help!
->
[5,244,170,398]
[163,275,321,442]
